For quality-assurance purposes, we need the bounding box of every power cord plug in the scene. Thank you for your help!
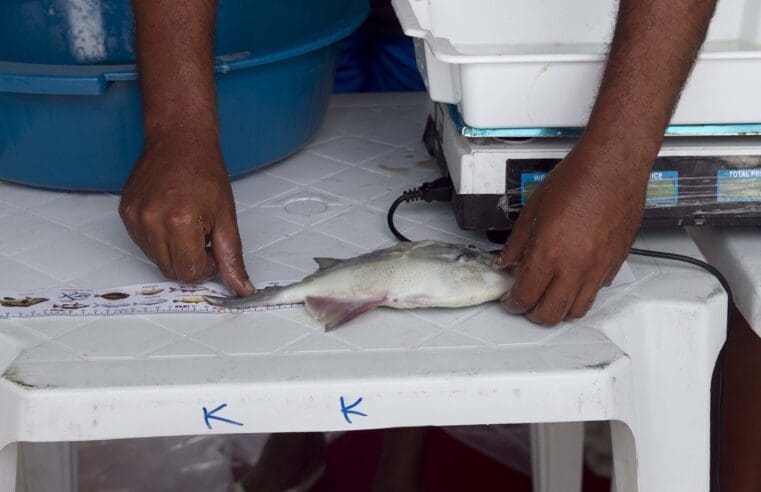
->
[399,177,454,203]
[388,177,453,242]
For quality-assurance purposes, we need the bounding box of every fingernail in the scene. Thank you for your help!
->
[500,292,524,314]
[244,279,255,293]
[492,255,505,268]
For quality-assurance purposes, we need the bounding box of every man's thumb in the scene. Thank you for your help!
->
[494,216,531,269]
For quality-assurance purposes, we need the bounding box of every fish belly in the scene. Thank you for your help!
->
[381,262,513,309]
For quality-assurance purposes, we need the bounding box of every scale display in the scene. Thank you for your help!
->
[646,171,679,205]
[717,169,761,202]
[520,170,680,206]
[520,172,546,204]
[503,158,761,229]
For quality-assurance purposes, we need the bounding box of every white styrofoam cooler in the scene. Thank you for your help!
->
[393,0,761,128]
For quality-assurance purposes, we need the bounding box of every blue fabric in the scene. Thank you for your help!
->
[334,31,425,92]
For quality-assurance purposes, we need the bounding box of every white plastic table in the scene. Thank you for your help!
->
[0,93,726,492]
[690,227,761,336]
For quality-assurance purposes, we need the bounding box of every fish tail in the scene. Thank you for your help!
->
[203,285,289,309]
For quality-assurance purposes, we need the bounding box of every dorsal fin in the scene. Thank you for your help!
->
[313,257,342,271]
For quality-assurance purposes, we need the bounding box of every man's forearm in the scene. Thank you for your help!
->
[584,0,717,173]
[131,0,218,143]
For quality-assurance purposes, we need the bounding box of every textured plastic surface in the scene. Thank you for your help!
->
[690,226,761,337]
[0,0,368,191]
[392,0,761,128]
[0,94,726,492]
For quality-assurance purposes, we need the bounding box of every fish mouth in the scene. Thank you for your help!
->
[202,285,286,310]
[201,294,260,309]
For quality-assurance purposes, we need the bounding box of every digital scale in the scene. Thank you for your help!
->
[424,103,761,233]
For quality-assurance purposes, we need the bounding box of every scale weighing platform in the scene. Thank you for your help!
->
[425,103,761,232]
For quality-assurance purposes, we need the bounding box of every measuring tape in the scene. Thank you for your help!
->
[0,281,298,319]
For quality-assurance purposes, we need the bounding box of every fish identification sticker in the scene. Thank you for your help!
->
[0,280,297,319]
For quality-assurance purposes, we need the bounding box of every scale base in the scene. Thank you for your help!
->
[426,104,761,232]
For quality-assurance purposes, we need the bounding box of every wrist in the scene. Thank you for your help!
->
[143,120,220,149]
[579,113,662,171]
[571,134,655,189]
[142,90,219,145]
[138,125,226,175]
[582,91,670,167]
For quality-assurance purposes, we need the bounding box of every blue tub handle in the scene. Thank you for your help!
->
[0,51,313,96]
[0,57,270,96]
[0,62,137,96]
[1,47,320,96]
[0,58,258,95]
[0,50,320,95]
[0,0,367,96]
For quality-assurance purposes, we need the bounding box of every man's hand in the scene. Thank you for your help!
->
[496,0,717,325]
[120,131,254,296]
[495,142,647,325]
[125,0,253,296]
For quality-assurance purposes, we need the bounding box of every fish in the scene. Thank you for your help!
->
[96,292,130,300]
[1,297,49,308]
[134,297,167,306]
[93,302,132,308]
[52,303,89,310]
[137,288,164,296]
[173,296,207,304]
[59,291,91,301]
[170,286,210,293]
[204,240,514,330]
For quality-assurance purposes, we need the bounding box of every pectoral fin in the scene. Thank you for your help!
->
[305,296,385,331]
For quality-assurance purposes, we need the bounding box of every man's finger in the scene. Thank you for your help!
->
[211,214,254,296]
[126,228,156,265]
[145,230,176,279]
[567,270,607,319]
[527,271,585,325]
[603,253,629,286]
[500,252,554,315]
[495,213,533,269]
[168,229,215,284]
[120,216,157,265]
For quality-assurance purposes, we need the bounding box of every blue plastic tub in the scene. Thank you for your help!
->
[0,0,368,191]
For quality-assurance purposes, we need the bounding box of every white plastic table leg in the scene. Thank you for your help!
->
[615,378,713,492]
[0,443,18,492]
[602,298,725,492]
[530,422,584,492]
[610,421,636,492]
[19,442,77,492]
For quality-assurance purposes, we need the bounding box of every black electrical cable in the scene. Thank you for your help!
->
[387,194,409,243]
[388,180,732,492]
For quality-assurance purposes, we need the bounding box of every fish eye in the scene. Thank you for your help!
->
[467,244,477,249]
